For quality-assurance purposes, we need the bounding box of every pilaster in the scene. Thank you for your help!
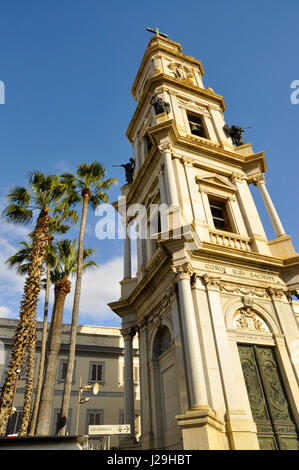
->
[138,319,155,449]
[202,274,260,449]
[267,288,299,381]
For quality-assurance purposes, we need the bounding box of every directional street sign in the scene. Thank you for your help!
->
[88,424,131,435]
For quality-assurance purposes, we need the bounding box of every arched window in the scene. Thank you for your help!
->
[153,325,172,358]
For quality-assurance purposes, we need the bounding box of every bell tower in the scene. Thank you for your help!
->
[109,32,299,450]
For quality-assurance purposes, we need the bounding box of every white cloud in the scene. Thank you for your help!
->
[0,306,13,318]
[54,160,72,174]
[63,256,126,326]
[0,195,129,328]
[0,211,30,319]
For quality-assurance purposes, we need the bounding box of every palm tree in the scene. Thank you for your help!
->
[57,161,116,435]
[0,172,77,435]
[6,219,70,435]
[35,239,96,435]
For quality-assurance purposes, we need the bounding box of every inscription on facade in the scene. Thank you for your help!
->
[204,263,277,283]
[205,264,226,273]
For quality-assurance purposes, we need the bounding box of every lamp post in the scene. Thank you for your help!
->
[76,377,100,435]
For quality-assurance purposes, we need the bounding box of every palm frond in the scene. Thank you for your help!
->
[48,218,70,236]
[82,260,98,271]
[6,186,31,207]
[2,204,33,224]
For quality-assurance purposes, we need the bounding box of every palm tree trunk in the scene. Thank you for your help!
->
[29,262,51,435]
[19,321,36,436]
[57,192,89,435]
[35,277,70,435]
[0,208,50,435]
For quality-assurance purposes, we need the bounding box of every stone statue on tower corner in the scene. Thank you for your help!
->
[223,124,251,147]
[150,94,170,115]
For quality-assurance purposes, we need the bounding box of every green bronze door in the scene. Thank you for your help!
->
[238,344,299,450]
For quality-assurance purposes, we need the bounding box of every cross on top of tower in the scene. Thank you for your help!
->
[146,27,168,38]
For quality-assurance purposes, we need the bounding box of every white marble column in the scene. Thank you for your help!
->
[123,219,132,279]
[253,173,286,237]
[158,142,178,208]
[121,327,136,440]
[173,263,208,409]
[158,167,167,207]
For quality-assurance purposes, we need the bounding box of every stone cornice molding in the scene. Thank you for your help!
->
[220,283,269,299]
[138,285,176,331]
[176,96,210,117]
[194,274,271,299]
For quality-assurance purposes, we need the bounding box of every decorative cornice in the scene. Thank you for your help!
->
[138,285,176,331]
[195,274,271,299]
[219,283,269,298]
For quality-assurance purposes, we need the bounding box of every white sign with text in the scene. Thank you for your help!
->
[88,424,131,435]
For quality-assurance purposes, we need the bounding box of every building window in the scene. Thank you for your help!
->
[134,366,139,384]
[89,362,105,383]
[87,410,104,427]
[6,409,22,435]
[187,112,207,138]
[119,410,125,425]
[208,196,232,232]
[153,325,172,358]
[135,411,141,438]
[58,359,76,383]
[52,408,72,435]
[119,363,139,386]
[59,361,68,380]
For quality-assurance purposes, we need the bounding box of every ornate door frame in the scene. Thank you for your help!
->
[224,299,299,449]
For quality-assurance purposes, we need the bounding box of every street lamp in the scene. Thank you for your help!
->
[76,377,100,435]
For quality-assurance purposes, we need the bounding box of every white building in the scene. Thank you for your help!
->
[0,318,140,449]
[109,33,299,450]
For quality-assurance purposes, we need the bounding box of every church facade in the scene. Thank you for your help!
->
[108,34,299,450]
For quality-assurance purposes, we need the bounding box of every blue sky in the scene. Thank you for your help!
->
[0,0,298,327]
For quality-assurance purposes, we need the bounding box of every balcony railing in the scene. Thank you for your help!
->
[209,229,252,252]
